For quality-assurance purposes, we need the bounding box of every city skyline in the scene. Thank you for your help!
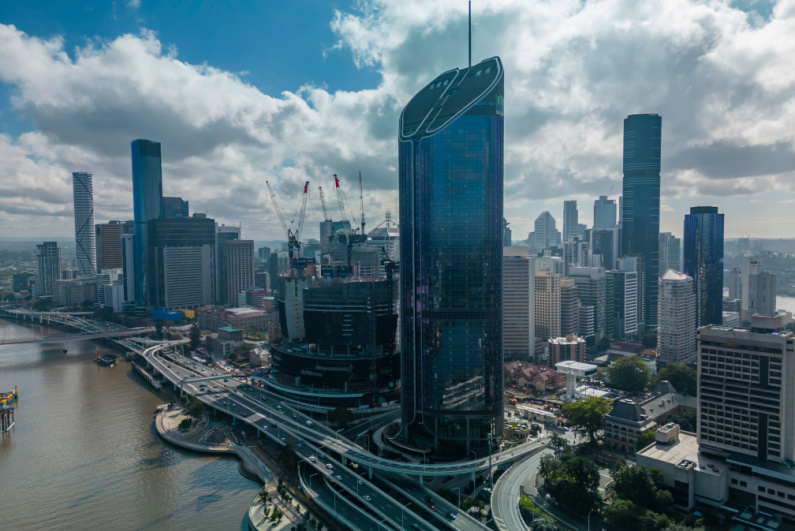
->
[1,1,794,240]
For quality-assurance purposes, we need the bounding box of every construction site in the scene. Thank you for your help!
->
[263,173,400,414]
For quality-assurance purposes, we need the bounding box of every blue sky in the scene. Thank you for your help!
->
[0,0,794,240]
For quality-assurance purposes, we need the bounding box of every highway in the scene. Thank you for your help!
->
[491,446,553,531]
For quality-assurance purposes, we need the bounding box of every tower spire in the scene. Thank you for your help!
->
[468,1,472,67]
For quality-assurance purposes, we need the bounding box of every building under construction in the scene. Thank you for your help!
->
[264,174,400,413]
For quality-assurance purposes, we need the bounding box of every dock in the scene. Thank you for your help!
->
[0,386,18,406]
[132,363,163,390]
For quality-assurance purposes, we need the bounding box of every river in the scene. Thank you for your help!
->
[0,318,259,530]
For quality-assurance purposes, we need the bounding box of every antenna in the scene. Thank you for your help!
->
[468,1,472,67]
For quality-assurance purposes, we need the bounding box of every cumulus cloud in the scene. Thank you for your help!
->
[1,0,795,239]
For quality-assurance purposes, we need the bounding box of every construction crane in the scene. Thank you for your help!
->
[333,174,346,221]
[358,171,366,236]
[318,186,331,222]
[265,180,310,271]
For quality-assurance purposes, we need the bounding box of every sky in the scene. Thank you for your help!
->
[0,0,793,241]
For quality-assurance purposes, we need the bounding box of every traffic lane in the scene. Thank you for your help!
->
[491,448,552,531]
[384,474,483,531]
[299,464,377,531]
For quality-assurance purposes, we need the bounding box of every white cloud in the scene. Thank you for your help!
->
[1,0,795,239]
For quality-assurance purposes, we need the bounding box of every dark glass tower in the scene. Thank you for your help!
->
[683,206,724,327]
[399,57,504,458]
[131,139,163,306]
[621,114,661,330]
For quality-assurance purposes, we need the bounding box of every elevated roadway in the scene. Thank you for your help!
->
[491,446,552,531]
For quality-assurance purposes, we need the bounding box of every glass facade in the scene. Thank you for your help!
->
[621,114,661,330]
[683,206,724,326]
[131,139,163,305]
[399,57,504,458]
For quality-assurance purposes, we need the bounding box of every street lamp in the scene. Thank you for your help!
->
[453,486,461,509]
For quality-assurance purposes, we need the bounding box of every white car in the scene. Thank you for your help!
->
[363,495,372,502]
[325,463,333,470]
[309,456,316,462]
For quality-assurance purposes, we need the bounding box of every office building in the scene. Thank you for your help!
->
[56,278,96,307]
[594,195,617,229]
[658,270,696,364]
[96,221,122,270]
[148,215,215,309]
[560,278,579,337]
[683,207,724,327]
[131,139,163,305]
[35,242,60,297]
[257,246,271,260]
[216,225,240,305]
[569,266,607,342]
[121,233,135,303]
[12,272,34,293]
[606,269,639,339]
[563,200,578,242]
[399,57,504,457]
[225,240,254,306]
[741,257,777,322]
[659,232,681,274]
[728,265,741,300]
[531,211,561,251]
[160,196,189,218]
[503,217,512,246]
[545,336,586,366]
[591,228,619,270]
[535,270,561,348]
[72,172,96,276]
[503,247,535,361]
[536,251,564,276]
[622,113,662,330]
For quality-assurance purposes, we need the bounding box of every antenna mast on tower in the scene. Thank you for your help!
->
[468,1,471,67]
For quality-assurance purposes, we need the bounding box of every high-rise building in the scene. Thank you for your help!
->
[658,269,696,364]
[72,172,96,276]
[398,57,504,457]
[535,270,561,348]
[545,336,585,366]
[728,265,742,300]
[216,225,240,305]
[535,251,564,276]
[160,196,189,218]
[95,221,127,270]
[35,242,61,297]
[131,139,163,305]
[257,246,271,260]
[121,233,135,303]
[621,113,661,330]
[697,317,795,463]
[399,57,503,457]
[659,232,681,274]
[606,269,638,339]
[502,217,512,247]
[532,211,561,251]
[226,240,255,306]
[594,195,617,229]
[591,227,619,270]
[560,278,579,337]
[569,266,607,342]
[563,200,579,242]
[741,257,777,322]
[503,247,535,361]
[683,207,724,327]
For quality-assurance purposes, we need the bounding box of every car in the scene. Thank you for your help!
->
[448,512,456,520]
[357,479,363,485]
[297,440,304,448]
[280,437,286,442]
[309,456,316,462]
[305,420,313,427]
[563,426,569,432]
[293,414,298,420]
[263,425,269,430]
[428,503,436,511]
[410,525,420,530]
[326,463,333,469]
[334,474,342,480]
[362,495,372,502]
[241,413,247,418]
[223,378,229,382]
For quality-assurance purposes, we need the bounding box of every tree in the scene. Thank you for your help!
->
[327,406,354,428]
[178,418,193,431]
[548,432,570,454]
[637,428,657,450]
[189,324,201,351]
[538,452,601,514]
[562,397,613,446]
[611,461,673,513]
[651,364,697,395]
[607,355,649,393]
[531,520,561,531]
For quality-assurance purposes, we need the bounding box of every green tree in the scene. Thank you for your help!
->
[327,406,354,428]
[562,397,613,446]
[611,461,673,512]
[548,432,570,454]
[178,418,193,431]
[189,323,201,351]
[607,355,649,393]
[651,363,697,395]
[31,298,55,311]
[637,428,657,450]
[538,452,601,514]
[531,520,561,531]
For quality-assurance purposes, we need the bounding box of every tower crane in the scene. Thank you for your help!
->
[358,171,366,236]
[265,180,310,273]
[333,174,346,222]
[318,186,331,222]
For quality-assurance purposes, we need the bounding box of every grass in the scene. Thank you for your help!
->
[519,494,555,521]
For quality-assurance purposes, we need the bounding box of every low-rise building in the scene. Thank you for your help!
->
[196,307,275,332]
[544,335,585,366]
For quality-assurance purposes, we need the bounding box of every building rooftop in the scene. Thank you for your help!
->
[637,430,725,476]
[555,360,597,375]
[218,326,242,333]
[225,307,265,317]
[661,269,689,281]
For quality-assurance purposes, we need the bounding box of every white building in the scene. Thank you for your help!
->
[658,269,696,364]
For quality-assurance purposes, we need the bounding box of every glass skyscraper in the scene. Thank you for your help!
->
[621,113,661,330]
[399,57,504,458]
[683,206,724,327]
[72,172,96,276]
[131,139,163,306]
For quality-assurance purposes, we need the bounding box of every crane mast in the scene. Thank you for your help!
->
[265,180,310,273]
[358,171,365,236]
[318,186,331,222]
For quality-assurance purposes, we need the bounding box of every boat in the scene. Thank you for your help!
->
[93,347,117,367]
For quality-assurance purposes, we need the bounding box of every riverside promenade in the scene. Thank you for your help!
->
[155,406,321,530]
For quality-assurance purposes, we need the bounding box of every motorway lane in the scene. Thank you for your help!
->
[491,447,553,531]
[298,464,385,530]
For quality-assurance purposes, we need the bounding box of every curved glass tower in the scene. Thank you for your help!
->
[72,172,96,276]
[683,206,724,327]
[131,139,163,306]
[399,57,504,458]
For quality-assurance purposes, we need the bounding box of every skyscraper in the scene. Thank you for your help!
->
[503,247,534,361]
[532,211,560,251]
[621,113,661,330]
[683,206,724,327]
[593,195,617,229]
[35,242,60,297]
[606,269,638,339]
[131,139,163,305]
[569,266,607,342]
[560,278,579,337]
[72,172,96,276]
[226,240,255,306]
[659,232,681,273]
[399,56,504,457]
[216,225,240,305]
[563,200,578,242]
[741,257,777,322]
[657,269,696,364]
[535,270,561,347]
[502,217,512,247]
[95,220,126,270]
